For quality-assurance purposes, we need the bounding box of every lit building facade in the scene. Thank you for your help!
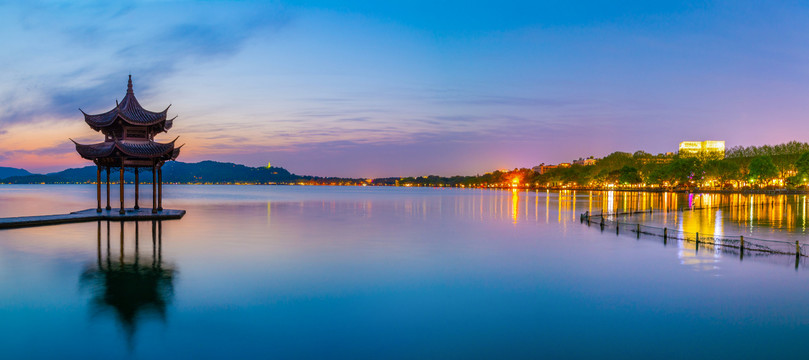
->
[678,140,725,159]
[572,158,597,166]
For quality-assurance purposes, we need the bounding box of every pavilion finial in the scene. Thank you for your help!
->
[127,74,133,94]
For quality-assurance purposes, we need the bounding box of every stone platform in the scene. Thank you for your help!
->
[0,208,186,230]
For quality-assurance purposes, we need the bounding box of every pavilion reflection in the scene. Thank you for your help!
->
[80,220,175,347]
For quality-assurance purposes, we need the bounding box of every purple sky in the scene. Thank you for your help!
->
[1,1,809,177]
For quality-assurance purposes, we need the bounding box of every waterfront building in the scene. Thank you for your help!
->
[533,164,554,174]
[637,153,675,165]
[72,75,181,214]
[572,157,597,166]
[533,162,574,174]
[678,140,725,159]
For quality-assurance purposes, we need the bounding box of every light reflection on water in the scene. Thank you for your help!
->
[2,185,809,358]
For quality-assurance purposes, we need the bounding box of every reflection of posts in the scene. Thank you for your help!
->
[81,220,174,346]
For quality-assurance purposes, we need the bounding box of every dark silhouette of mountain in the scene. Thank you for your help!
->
[0,167,31,179]
[162,161,297,183]
[2,174,59,183]
[0,161,301,184]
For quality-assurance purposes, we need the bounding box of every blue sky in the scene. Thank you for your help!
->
[1,1,809,177]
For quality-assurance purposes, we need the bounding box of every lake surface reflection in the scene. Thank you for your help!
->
[2,185,809,359]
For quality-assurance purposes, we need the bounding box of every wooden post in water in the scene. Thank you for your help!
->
[797,241,801,256]
[616,221,620,235]
[636,223,640,238]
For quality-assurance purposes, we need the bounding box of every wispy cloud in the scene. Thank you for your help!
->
[0,1,290,126]
[8,142,76,157]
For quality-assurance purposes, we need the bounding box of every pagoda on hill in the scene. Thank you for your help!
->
[72,75,182,214]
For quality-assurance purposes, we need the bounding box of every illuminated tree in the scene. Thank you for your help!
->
[748,155,778,186]
[618,166,642,185]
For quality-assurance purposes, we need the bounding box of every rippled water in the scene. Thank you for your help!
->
[1,185,808,359]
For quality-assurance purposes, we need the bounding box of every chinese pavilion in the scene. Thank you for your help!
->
[72,75,181,214]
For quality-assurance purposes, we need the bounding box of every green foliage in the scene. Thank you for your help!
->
[747,156,779,186]
[395,141,809,189]
[725,141,809,158]
[796,152,809,176]
[618,166,641,185]
[704,160,740,184]
[644,166,670,185]
[597,152,634,172]
[667,157,700,185]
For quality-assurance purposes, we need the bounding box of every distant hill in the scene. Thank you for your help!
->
[0,167,31,179]
[0,161,302,184]
[2,174,60,184]
[162,160,297,183]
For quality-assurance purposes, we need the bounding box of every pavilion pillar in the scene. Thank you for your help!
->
[134,168,140,210]
[157,166,163,211]
[152,163,157,214]
[105,167,111,210]
[96,166,102,212]
[119,162,125,214]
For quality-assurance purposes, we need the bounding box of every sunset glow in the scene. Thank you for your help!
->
[3,1,809,178]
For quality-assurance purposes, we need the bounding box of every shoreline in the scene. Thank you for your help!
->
[2,182,808,195]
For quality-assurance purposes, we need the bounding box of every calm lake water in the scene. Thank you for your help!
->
[1,185,809,359]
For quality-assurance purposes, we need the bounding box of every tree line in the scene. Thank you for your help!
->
[396,141,809,189]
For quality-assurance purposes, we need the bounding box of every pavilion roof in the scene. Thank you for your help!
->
[80,76,174,131]
[72,138,181,161]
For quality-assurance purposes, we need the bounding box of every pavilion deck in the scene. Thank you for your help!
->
[0,208,185,230]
